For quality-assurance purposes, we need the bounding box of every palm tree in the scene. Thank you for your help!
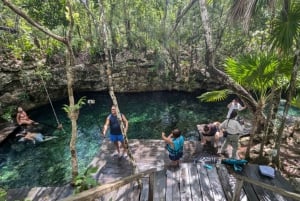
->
[199,0,300,161]
[199,53,292,158]
[211,0,300,165]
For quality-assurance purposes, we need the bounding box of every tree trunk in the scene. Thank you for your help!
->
[274,49,300,167]
[258,76,281,159]
[122,0,133,48]
[98,0,139,176]
[197,0,257,110]
[2,0,79,183]
[66,0,79,182]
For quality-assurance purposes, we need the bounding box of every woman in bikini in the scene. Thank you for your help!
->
[16,107,38,125]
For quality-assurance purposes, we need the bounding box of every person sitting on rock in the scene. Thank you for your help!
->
[16,107,38,126]
[197,122,221,148]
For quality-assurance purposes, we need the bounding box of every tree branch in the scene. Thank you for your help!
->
[2,0,67,44]
[0,26,17,33]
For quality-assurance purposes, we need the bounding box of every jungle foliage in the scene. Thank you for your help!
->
[1,0,300,172]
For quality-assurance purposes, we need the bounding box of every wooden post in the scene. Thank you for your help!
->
[234,173,300,201]
[61,168,156,201]
[232,178,244,201]
[148,172,155,201]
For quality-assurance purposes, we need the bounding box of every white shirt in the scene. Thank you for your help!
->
[226,102,243,118]
[220,119,244,135]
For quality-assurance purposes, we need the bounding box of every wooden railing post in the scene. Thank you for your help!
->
[61,168,157,201]
[148,172,154,201]
[232,178,244,201]
[233,173,300,201]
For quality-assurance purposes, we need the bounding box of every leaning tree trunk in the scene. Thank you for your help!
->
[2,0,80,183]
[274,49,300,167]
[198,0,265,161]
[98,0,139,176]
[245,100,264,160]
[65,0,79,183]
[197,0,257,110]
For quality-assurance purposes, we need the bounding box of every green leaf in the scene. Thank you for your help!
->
[197,89,233,102]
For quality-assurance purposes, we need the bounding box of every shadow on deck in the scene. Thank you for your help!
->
[6,139,299,201]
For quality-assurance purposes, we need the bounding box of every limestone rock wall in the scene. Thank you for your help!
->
[0,51,221,115]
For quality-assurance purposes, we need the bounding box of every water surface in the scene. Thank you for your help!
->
[2,91,297,189]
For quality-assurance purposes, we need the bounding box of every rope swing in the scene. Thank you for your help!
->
[40,75,63,129]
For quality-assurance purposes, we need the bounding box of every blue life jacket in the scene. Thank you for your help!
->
[166,135,184,156]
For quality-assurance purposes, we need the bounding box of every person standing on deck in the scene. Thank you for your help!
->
[162,128,184,167]
[102,105,129,158]
[219,111,244,159]
[226,98,246,119]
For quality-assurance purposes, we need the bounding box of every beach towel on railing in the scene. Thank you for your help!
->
[222,159,248,172]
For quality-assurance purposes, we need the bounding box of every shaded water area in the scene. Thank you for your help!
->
[0,91,299,189]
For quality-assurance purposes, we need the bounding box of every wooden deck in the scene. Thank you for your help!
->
[6,139,299,201]
[88,139,298,201]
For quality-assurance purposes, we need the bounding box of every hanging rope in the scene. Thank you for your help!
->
[40,75,63,129]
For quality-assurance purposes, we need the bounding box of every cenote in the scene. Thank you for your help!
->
[1,91,299,189]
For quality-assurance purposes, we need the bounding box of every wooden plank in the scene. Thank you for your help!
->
[180,163,192,201]
[166,169,174,201]
[197,163,214,201]
[153,170,166,201]
[166,167,182,201]
[100,189,118,201]
[255,164,296,201]
[217,165,233,200]
[217,165,249,201]
[232,179,244,201]
[242,164,300,201]
[139,178,149,201]
[149,172,154,201]
[207,165,226,201]
[114,183,140,201]
[230,165,259,201]
[188,163,202,201]
[243,164,285,201]
[234,173,300,201]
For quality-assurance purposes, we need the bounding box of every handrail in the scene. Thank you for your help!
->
[61,168,157,201]
[232,173,300,201]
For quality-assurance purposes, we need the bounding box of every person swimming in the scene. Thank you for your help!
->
[16,131,44,144]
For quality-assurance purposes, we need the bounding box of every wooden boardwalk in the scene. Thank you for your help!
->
[6,139,299,201]
[89,139,298,201]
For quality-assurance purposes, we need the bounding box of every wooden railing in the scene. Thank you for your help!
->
[61,168,157,201]
[232,173,300,201]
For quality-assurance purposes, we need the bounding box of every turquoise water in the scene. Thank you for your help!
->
[1,91,298,189]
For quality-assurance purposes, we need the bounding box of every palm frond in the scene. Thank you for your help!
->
[197,89,233,102]
[224,53,280,91]
[270,0,300,54]
[291,94,300,108]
